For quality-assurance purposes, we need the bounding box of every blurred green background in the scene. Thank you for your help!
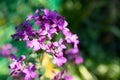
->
[0,0,120,80]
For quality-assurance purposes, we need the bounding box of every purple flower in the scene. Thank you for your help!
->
[26,14,33,21]
[43,8,59,22]
[46,39,66,56]
[22,64,37,80]
[75,56,83,64]
[56,16,68,31]
[46,39,67,66]
[9,54,26,75]
[63,30,79,48]
[0,44,17,57]
[11,8,82,67]
[26,36,47,51]
[53,70,72,80]
[8,54,37,80]
[53,38,66,53]
[26,39,41,51]
[65,48,83,64]
[43,8,68,30]
[46,43,55,54]
[11,21,35,41]
[53,54,67,66]
[37,25,57,39]
[33,9,40,19]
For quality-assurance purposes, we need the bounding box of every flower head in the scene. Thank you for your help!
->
[53,38,66,52]
[9,54,26,75]
[12,8,81,66]
[11,21,34,41]
[0,44,17,57]
[53,54,67,66]
[22,64,37,80]
[65,48,83,64]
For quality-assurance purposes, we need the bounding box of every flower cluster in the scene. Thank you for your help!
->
[6,8,85,80]
[65,48,83,64]
[11,8,81,67]
[0,44,17,57]
[9,54,37,80]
